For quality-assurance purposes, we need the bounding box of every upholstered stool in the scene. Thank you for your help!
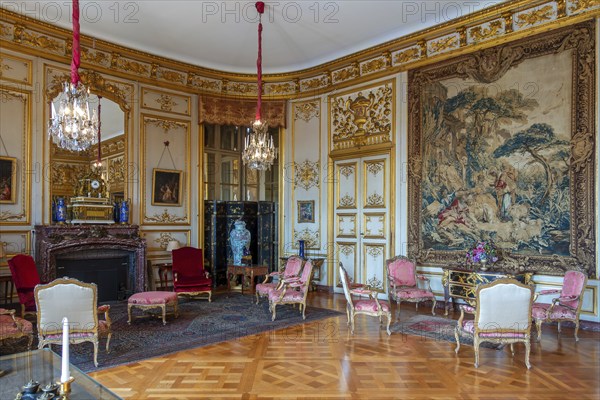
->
[127,291,178,325]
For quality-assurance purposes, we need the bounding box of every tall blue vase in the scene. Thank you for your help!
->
[55,197,67,224]
[119,200,129,224]
[298,240,305,258]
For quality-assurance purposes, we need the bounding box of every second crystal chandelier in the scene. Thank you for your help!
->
[242,1,277,171]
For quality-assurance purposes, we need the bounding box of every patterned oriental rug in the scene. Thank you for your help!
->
[390,314,505,350]
[2,293,342,373]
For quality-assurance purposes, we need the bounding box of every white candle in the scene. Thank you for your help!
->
[61,317,70,383]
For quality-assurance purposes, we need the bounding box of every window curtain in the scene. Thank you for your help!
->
[199,96,286,128]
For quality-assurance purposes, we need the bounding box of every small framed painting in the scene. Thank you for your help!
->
[297,200,315,223]
[0,156,17,204]
[152,168,182,206]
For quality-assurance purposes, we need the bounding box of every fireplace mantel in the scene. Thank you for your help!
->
[34,224,147,292]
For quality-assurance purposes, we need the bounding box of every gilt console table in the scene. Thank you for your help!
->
[441,266,533,315]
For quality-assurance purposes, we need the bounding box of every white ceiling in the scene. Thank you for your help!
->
[5,0,505,74]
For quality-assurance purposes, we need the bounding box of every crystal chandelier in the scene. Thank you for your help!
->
[48,0,98,152]
[242,1,277,171]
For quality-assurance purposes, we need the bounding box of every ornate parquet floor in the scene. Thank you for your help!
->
[90,292,600,399]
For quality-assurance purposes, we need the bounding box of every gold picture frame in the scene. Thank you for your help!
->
[0,156,17,204]
[297,200,315,223]
[152,168,182,206]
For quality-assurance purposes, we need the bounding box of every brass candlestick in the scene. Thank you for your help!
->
[58,376,75,398]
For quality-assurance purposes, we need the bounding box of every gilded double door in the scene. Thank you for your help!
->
[333,154,390,294]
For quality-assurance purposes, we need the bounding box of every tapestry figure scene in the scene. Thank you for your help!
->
[420,51,573,257]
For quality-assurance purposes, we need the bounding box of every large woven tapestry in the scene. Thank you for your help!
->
[407,21,596,277]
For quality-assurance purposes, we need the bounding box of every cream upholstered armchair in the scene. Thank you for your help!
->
[455,278,534,369]
[256,255,304,305]
[532,270,587,341]
[268,259,313,321]
[340,263,391,335]
[386,255,436,318]
[34,277,112,367]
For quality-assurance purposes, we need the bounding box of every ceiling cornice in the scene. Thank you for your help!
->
[1,0,598,100]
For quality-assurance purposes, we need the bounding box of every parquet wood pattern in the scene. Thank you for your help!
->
[90,292,600,399]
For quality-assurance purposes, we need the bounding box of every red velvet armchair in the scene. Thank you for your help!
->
[172,247,212,302]
[8,254,41,318]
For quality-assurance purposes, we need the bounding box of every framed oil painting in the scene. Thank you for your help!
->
[298,200,315,223]
[0,156,16,204]
[152,168,182,206]
[407,22,596,277]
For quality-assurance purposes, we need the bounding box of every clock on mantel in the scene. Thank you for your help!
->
[68,170,114,224]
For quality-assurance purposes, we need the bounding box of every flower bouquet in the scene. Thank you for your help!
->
[466,241,498,270]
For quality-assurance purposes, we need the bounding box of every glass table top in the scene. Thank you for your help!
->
[0,348,121,399]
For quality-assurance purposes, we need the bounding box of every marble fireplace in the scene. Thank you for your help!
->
[34,225,147,298]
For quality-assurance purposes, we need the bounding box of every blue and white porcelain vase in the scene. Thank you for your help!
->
[55,197,67,224]
[229,220,251,265]
[119,200,129,224]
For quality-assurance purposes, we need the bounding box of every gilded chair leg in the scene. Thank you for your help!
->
[271,305,277,321]
[208,292,212,303]
[535,319,542,341]
[256,292,260,304]
[574,320,580,342]
[27,334,33,350]
[525,339,531,369]
[454,327,461,354]
[510,343,514,356]
[557,321,561,334]
[127,304,132,325]
[93,340,99,367]
[302,304,306,320]
[396,300,401,321]
[346,305,351,326]
[474,337,480,368]
[350,312,355,334]
[385,313,391,335]
[106,333,112,353]
[431,298,437,316]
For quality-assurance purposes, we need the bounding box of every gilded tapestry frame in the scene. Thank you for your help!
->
[407,21,596,278]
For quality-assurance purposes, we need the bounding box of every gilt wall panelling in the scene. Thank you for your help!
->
[0,86,31,225]
[329,80,394,153]
[140,114,191,225]
[141,88,191,116]
[0,52,31,85]
[290,100,322,253]
[0,230,31,256]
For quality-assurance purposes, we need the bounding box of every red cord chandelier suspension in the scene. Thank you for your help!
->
[242,1,277,171]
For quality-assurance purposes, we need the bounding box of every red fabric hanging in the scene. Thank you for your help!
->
[70,0,81,85]
[255,1,264,122]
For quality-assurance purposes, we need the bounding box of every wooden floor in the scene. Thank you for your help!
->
[91,292,600,399]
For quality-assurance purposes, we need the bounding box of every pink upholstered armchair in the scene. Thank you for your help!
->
[386,255,436,319]
[268,260,313,321]
[172,246,212,302]
[8,254,41,318]
[0,308,33,348]
[455,278,534,369]
[532,270,587,341]
[256,255,304,304]
[340,263,391,335]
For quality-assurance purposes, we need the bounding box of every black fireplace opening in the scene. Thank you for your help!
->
[55,250,134,302]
